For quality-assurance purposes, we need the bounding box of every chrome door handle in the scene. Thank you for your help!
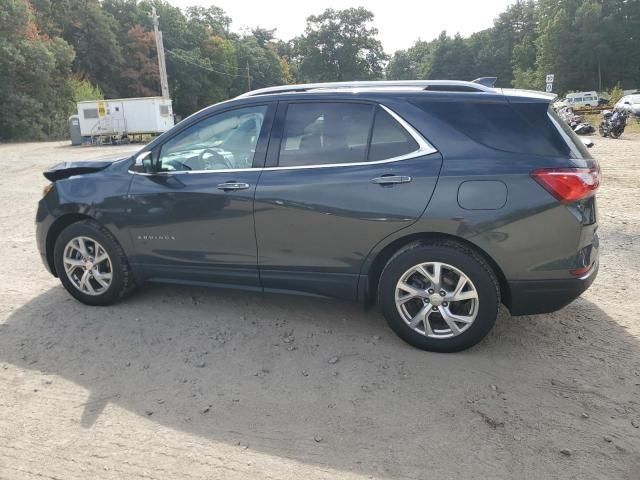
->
[371,175,412,185]
[217,182,250,191]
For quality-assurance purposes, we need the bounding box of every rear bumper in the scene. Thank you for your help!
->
[506,260,598,316]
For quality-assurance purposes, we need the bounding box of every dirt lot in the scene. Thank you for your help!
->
[0,136,639,480]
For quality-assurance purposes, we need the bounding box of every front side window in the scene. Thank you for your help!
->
[278,103,373,167]
[158,105,267,172]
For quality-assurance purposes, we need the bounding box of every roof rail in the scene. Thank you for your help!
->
[473,77,498,87]
[237,80,495,98]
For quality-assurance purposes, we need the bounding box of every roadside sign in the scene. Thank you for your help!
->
[545,83,553,93]
[546,74,555,83]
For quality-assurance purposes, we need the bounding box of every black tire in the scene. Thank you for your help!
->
[598,123,607,137]
[378,241,500,353]
[53,220,134,306]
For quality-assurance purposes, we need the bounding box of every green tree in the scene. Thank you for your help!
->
[69,77,103,102]
[387,41,438,80]
[293,7,387,82]
[121,25,160,97]
[231,35,287,94]
[185,5,230,37]
[386,50,419,80]
[609,83,624,105]
[428,32,475,80]
[0,0,75,139]
[30,0,124,97]
[7,0,640,141]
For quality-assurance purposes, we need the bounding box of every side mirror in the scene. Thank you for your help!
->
[130,151,154,173]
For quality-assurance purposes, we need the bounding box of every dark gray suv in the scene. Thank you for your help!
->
[36,80,600,352]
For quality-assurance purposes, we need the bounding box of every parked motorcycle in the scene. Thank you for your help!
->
[555,106,595,135]
[599,109,628,139]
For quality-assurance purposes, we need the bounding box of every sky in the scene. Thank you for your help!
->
[167,0,518,53]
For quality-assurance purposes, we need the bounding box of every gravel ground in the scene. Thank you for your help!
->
[0,137,639,479]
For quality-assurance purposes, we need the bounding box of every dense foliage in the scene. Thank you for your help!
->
[0,0,638,140]
[387,0,640,93]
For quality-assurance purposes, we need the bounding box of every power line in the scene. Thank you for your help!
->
[166,49,244,77]
[165,49,270,90]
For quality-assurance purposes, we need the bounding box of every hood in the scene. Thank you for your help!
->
[43,159,116,182]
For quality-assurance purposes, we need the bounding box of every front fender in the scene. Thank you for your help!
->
[36,162,137,278]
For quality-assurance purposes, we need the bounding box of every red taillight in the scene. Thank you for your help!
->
[530,168,600,202]
[570,263,594,277]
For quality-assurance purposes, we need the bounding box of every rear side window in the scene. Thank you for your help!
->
[278,103,373,167]
[413,100,571,157]
[369,108,419,161]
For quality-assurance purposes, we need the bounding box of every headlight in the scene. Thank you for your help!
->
[42,183,54,197]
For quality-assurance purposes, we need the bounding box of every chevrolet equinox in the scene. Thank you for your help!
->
[36,80,600,352]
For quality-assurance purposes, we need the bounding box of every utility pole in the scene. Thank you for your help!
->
[151,6,170,98]
[246,61,251,90]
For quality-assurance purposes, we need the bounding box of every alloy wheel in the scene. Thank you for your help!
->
[62,236,113,296]
[395,261,479,339]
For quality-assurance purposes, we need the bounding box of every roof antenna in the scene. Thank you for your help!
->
[472,77,497,88]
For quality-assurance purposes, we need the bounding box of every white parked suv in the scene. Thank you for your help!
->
[615,94,640,117]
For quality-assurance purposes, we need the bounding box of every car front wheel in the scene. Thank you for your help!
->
[53,220,134,305]
[378,242,500,352]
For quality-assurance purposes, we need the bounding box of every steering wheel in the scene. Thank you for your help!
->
[199,148,234,170]
[162,159,192,171]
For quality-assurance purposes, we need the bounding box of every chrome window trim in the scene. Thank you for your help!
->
[263,104,437,171]
[130,104,438,176]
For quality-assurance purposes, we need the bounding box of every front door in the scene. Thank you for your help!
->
[254,101,443,299]
[127,103,274,287]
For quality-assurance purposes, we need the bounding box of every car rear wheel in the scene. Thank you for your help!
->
[378,242,500,352]
[53,220,134,305]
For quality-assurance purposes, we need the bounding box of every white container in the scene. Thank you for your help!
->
[76,97,174,137]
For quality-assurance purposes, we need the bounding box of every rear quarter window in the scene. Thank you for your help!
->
[369,108,419,161]
[413,100,571,157]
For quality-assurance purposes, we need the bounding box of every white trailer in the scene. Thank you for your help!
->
[76,96,174,141]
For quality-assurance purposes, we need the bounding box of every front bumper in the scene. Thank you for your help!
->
[506,260,598,316]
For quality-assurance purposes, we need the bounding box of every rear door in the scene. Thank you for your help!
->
[254,100,443,300]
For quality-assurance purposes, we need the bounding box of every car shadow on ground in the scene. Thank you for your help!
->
[1,284,639,478]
